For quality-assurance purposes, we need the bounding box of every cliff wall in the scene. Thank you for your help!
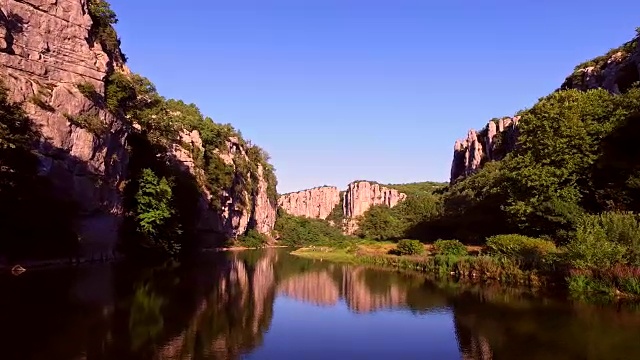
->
[277,186,340,220]
[0,0,128,259]
[278,180,406,235]
[0,0,277,259]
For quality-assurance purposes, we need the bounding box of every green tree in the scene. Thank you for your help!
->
[357,205,403,240]
[134,168,182,256]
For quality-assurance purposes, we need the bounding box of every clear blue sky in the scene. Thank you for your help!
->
[109,0,639,194]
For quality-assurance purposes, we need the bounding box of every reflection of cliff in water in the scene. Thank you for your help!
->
[157,249,279,360]
[341,267,407,313]
[277,269,340,306]
[274,263,409,313]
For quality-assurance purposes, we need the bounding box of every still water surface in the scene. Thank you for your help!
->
[2,249,640,360]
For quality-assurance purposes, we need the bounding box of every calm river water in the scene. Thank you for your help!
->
[2,248,640,360]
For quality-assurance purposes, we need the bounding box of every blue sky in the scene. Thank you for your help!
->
[109,0,640,194]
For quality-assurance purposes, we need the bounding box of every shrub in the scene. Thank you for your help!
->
[236,229,269,248]
[565,215,629,269]
[64,112,106,135]
[396,239,424,256]
[432,239,467,256]
[486,234,557,269]
[76,81,101,103]
[594,212,640,265]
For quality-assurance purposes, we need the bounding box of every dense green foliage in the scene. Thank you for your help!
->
[432,240,467,256]
[356,182,442,241]
[236,229,270,248]
[0,84,77,260]
[131,169,182,256]
[395,240,424,256]
[274,209,350,247]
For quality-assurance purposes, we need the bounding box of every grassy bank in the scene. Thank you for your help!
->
[291,238,640,301]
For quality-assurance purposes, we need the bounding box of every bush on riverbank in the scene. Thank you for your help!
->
[235,230,270,248]
[432,239,468,256]
[395,240,424,255]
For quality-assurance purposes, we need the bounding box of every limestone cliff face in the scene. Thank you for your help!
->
[277,181,406,235]
[343,181,406,234]
[0,0,277,258]
[170,134,277,238]
[450,116,520,183]
[0,0,128,259]
[277,186,340,220]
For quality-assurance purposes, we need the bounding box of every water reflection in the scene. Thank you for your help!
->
[1,249,640,359]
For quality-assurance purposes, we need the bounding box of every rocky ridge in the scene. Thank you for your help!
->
[450,30,640,182]
[450,116,520,182]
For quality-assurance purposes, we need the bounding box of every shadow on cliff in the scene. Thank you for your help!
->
[0,9,25,55]
[118,130,228,259]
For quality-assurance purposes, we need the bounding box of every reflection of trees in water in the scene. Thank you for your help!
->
[449,286,640,360]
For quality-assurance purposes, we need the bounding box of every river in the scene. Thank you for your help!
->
[1,248,640,359]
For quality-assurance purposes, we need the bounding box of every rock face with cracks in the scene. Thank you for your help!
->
[0,0,128,260]
[0,0,278,259]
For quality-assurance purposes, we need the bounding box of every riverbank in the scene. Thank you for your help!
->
[290,241,640,302]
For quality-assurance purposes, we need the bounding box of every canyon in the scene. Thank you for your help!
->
[0,0,276,260]
[278,181,407,234]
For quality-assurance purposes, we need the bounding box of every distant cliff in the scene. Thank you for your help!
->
[450,30,640,183]
[277,186,340,220]
[278,180,406,234]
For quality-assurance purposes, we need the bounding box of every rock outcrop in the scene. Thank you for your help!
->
[277,186,340,220]
[450,116,520,183]
[343,181,406,234]
[0,0,128,259]
[171,134,277,239]
[560,38,640,94]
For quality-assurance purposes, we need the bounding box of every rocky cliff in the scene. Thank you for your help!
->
[172,134,277,239]
[343,181,406,234]
[277,186,340,220]
[561,36,639,94]
[278,180,406,235]
[0,0,128,259]
[450,30,640,183]
[450,116,520,182]
[0,0,277,259]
